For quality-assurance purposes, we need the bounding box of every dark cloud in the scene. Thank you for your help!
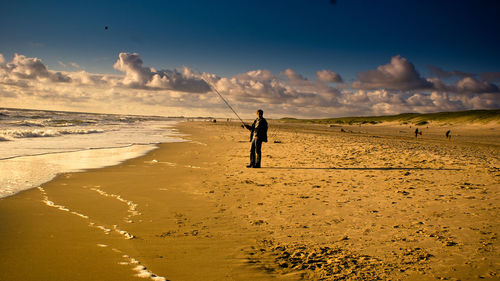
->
[280,68,340,97]
[353,55,432,91]
[316,69,343,83]
[428,65,475,79]
[428,76,499,95]
[455,77,499,94]
[480,72,500,83]
[428,66,500,84]
[353,56,499,98]
[281,68,308,83]
[426,77,450,92]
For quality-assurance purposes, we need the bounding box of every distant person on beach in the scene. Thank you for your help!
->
[415,128,419,138]
[243,109,268,168]
[446,130,451,140]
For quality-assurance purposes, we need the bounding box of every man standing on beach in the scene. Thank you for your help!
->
[243,109,268,168]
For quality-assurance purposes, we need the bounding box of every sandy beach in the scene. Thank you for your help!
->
[0,120,498,281]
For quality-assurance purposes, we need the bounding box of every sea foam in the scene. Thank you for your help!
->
[0,128,105,139]
[0,108,186,198]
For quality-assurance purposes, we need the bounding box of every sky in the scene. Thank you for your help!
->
[1,0,499,118]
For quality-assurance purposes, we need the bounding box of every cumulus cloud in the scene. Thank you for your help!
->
[1,54,71,83]
[426,77,450,92]
[281,68,307,83]
[113,52,210,93]
[455,77,499,94]
[316,69,343,83]
[353,55,433,91]
[427,76,499,95]
[280,68,340,100]
[113,53,151,86]
[194,67,333,110]
[1,52,498,118]
[66,71,113,86]
[233,69,275,82]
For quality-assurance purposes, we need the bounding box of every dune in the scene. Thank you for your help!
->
[280,109,500,126]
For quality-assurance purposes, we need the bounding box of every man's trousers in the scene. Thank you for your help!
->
[250,138,263,167]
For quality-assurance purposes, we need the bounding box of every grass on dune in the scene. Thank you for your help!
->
[278,109,500,125]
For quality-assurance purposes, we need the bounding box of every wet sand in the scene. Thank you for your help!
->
[0,120,498,280]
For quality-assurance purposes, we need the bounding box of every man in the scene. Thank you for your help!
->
[243,109,268,168]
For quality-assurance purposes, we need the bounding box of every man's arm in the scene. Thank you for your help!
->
[243,120,257,131]
[242,124,252,130]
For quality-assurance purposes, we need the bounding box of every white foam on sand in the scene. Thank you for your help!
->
[0,109,187,199]
[0,128,105,139]
[88,187,141,223]
[38,187,134,239]
[0,144,159,198]
[39,187,89,219]
[117,256,166,280]
[190,141,207,146]
[113,225,136,240]
[144,160,176,166]
[131,264,167,281]
[39,187,167,280]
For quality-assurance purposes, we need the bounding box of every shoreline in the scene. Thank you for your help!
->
[0,121,296,281]
[0,121,498,280]
[0,142,161,161]
[0,119,187,199]
[0,143,161,199]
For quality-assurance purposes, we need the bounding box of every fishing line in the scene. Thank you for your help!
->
[201,77,280,141]
[202,78,246,126]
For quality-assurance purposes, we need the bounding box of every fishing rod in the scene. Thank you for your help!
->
[202,78,246,126]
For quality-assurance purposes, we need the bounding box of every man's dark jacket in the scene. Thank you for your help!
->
[245,117,268,142]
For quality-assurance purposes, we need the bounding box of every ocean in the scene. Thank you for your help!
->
[0,108,185,198]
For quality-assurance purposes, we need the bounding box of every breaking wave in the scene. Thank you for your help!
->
[18,120,46,127]
[0,128,105,139]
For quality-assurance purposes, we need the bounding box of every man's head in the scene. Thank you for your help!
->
[257,109,263,118]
